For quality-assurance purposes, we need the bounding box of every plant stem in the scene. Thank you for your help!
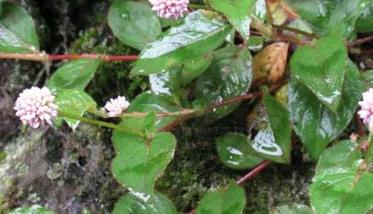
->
[273,24,319,39]
[188,3,209,10]
[121,109,197,118]
[58,111,146,138]
[348,35,373,47]
[0,53,138,62]
[236,160,271,185]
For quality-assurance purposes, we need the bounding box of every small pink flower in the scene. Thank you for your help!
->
[104,96,130,117]
[358,88,373,131]
[149,0,189,19]
[14,87,58,128]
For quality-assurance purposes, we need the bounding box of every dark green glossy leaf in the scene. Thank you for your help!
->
[357,3,373,33]
[47,59,101,91]
[108,0,161,50]
[127,92,184,130]
[112,129,176,195]
[215,132,263,170]
[271,204,313,214]
[9,205,56,214]
[131,10,231,75]
[181,55,212,85]
[0,2,39,53]
[290,35,347,111]
[195,46,253,119]
[55,89,97,129]
[208,0,257,41]
[288,62,362,159]
[196,184,246,214]
[310,140,373,214]
[112,192,177,214]
[250,95,291,164]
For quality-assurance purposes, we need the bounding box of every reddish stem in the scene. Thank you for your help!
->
[236,160,271,185]
[48,54,139,61]
[348,35,373,47]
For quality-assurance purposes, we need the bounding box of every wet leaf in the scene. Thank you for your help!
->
[47,59,101,91]
[271,204,313,214]
[0,2,39,53]
[108,0,161,50]
[253,42,289,83]
[290,35,347,111]
[208,0,257,41]
[196,184,246,214]
[195,46,253,119]
[310,140,373,214]
[127,92,184,130]
[9,205,56,214]
[112,128,176,195]
[131,10,231,75]
[112,192,177,214]
[356,3,373,33]
[288,62,362,159]
[249,95,291,164]
[55,89,97,129]
[215,132,263,170]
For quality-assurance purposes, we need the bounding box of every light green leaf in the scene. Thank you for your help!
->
[47,59,101,91]
[108,0,161,50]
[131,10,231,75]
[288,62,362,159]
[112,192,177,214]
[208,0,257,41]
[250,95,291,164]
[290,35,347,111]
[196,184,246,214]
[112,128,176,195]
[310,140,373,214]
[9,205,56,214]
[195,46,252,119]
[0,2,39,53]
[55,89,97,129]
[216,133,263,170]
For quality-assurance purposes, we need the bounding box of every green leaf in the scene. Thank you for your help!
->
[195,46,253,119]
[9,205,56,214]
[108,0,161,50]
[310,140,373,214]
[131,10,231,75]
[55,89,97,129]
[270,204,313,214]
[196,184,246,214]
[208,0,257,41]
[127,92,184,130]
[181,55,213,85]
[112,192,177,214]
[288,62,362,159]
[0,2,39,53]
[112,129,176,195]
[47,59,101,91]
[250,95,291,164]
[215,132,263,170]
[290,35,347,111]
[357,3,373,33]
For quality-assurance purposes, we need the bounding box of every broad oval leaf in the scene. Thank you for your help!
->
[270,204,313,214]
[290,35,347,111]
[310,140,373,214]
[0,2,39,53]
[55,89,97,129]
[112,129,176,195]
[108,0,161,50]
[288,62,362,159]
[127,92,185,130]
[9,205,56,214]
[215,132,263,169]
[196,184,246,214]
[208,0,257,41]
[131,10,231,75]
[47,59,101,91]
[195,46,253,119]
[112,192,177,214]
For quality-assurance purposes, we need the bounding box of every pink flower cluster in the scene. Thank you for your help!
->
[104,96,130,117]
[149,0,189,19]
[14,87,58,128]
[358,88,373,131]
